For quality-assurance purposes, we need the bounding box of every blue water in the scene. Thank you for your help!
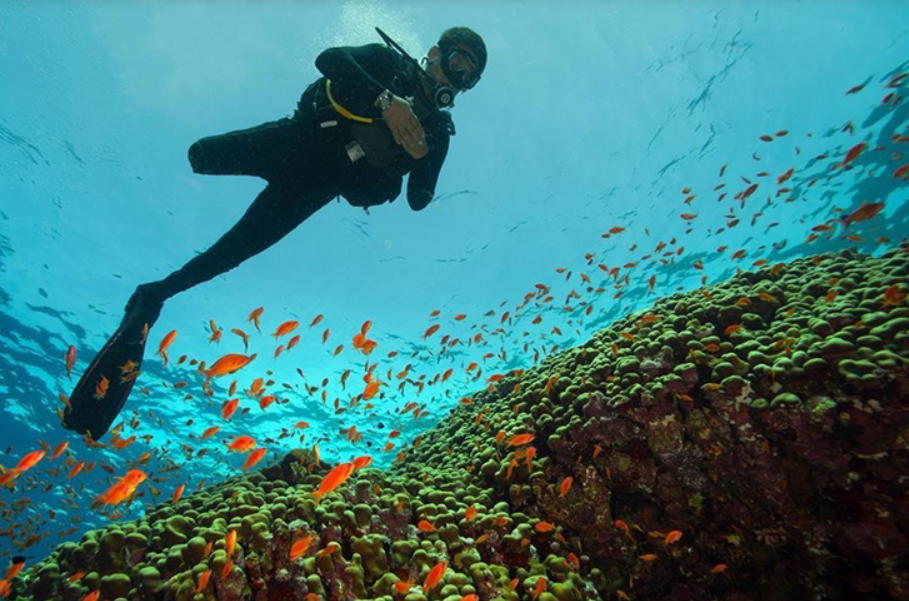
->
[1,0,907,564]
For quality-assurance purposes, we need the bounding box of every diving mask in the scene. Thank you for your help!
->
[442,47,481,91]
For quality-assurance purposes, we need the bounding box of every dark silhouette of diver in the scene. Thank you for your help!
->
[62,27,487,439]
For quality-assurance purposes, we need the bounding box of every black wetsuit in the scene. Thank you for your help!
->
[148,43,455,304]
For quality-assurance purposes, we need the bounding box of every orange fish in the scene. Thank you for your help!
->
[313,462,355,503]
[839,141,867,169]
[50,441,68,460]
[559,476,572,498]
[711,563,728,573]
[322,329,330,344]
[290,534,314,560]
[196,569,211,593]
[226,529,237,556]
[534,522,555,533]
[840,201,885,230]
[222,398,239,420]
[67,460,86,480]
[14,450,46,473]
[200,425,220,440]
[883,284,907,306]
[665,530,682,544]
[418,519,436,532]
[680,213,697,220]
[465,505,477,521]
[204,353,256,381]
[227,435,256,453]
[208,319,222,344]
[248,307,264,332]
[532,577,546,600]
[639,553,658,562]
[243,448,268,471]
[65,345,76,379]
[507,433,535,447]
[363,379,381,400]
[309,314,323,327]
[272,320,299,340]
[352,456,373,470]
[231,328,250,352]
[724,324,742,335]
[94,375,109,400]
[157,330,178,367]
[173,484,185,503]
[423,324,440,339]
[423,561,447,593]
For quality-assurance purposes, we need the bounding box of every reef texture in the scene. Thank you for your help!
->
[8,248,909,601]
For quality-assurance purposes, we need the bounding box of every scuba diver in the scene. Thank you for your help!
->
[62,26,487,439]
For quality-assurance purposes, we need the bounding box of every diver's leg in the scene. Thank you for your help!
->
[187,117,310,180]
[126,182,336,325]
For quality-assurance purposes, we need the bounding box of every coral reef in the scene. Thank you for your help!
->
[7,248,909,601]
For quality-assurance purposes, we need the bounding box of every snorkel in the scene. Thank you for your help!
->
[375,27,457,110]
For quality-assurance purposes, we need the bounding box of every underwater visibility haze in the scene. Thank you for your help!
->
[1,1,909,600]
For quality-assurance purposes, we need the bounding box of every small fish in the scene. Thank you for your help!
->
[507,433,535,447]
[423,561,447,593]
[157,330,178,368]
[312,462,355,503]
[65,345,76,379]
[559,476,572,498]
[227,435,257,453]
[418,519,436,532]
[94,375,109,400]
[226,529,237,556]
[839,141,867,169]
[289,534,314,560]
[204,353,257,381]
[883,284,907,306]
[840,201,884,230]
[665,530,682,544]
[532,577,547,600]
[534,521,556,533]
[222,398,239,420]
[248,307,264,332]
[196,569,211,593]
[272,320,299,340]
[200,426,220,440]
[243,448,268,471]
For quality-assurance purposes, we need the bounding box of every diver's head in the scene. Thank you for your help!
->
[420,27,486,106]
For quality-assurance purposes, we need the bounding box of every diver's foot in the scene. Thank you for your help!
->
[121,282,166,331]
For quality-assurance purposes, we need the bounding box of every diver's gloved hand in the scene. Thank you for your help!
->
[382,95,428,160]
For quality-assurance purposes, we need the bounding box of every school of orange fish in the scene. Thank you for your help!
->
[0,70,907,597]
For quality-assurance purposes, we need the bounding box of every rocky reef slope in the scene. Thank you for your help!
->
[10,248,909,601]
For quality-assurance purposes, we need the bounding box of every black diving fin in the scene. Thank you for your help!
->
[62,287,163,440]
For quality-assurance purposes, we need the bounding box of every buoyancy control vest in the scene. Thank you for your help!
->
[295,58,454,208]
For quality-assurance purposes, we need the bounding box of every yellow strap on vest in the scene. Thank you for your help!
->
[325,79,375,124]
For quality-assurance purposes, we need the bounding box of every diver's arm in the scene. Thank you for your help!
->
[406,133,450,211]
[315,44,396,109]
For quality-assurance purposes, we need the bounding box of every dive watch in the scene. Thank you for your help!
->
[375,89,394,112]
